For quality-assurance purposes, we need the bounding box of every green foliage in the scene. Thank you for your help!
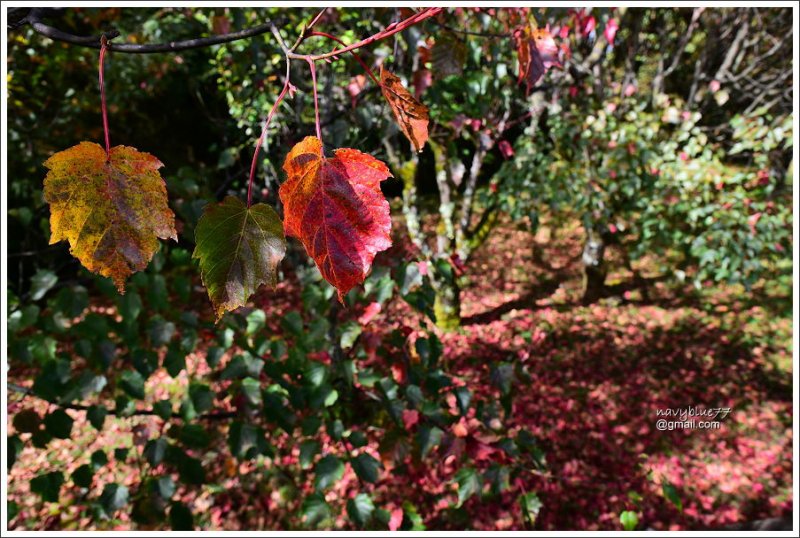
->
[346,493,375,528]
[620,510,639,531]
[5,5,791,533]
[30,471,65,503]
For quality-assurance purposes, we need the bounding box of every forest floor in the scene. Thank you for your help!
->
[7,219,794,531]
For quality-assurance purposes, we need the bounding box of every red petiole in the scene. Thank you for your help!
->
[309,31,380,86]
[246,71,291,208]
[99,35,111,161]
[245,7,441,206]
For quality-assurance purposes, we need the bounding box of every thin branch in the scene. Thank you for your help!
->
[662,7,705,79]
[432,20,511,39]
[286,8,442,62]
[24,8,278,54]
[309,31,380,86]
[247,60,292,207]
[8,383,237,421]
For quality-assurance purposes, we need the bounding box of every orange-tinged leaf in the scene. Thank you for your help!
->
[193,196,286,321]
[380,67,430,152]
[43,141,176,293]
[280,136,392,300]
[516,25,559,92]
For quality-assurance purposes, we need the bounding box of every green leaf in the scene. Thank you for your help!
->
[32,358,70,401]
[91,449,108,469]
[132,348,159,378]
[339,321,362,349]
[221,353,264,380]
[144,438,168,466]
[7,500,19,522]
[189,382,214,414]
[206,346,224,368]
[9,305,40,332]
[170,501,194,530]
[281,311,304,336]
[301,493,331,528]
[43,409,73,439]
[454,386,472,415]
[178,456,205,485]
[71,464,94,488]
[8,436,24,470]
[117,290,143,321]
[348,430,368,448]
[54,285,89,317]
[87,405,107,430]
[101,483,130,515]
[519,491,543,526]
[164,343,186,377]
[228,421,268,460]
[240,377,262,406]
[13,409,41,433]
[76,373,107,399]
[31,269,58,301]
[148,316,175,347]
[402,501,426,530]
[417,425,443,458]
[304,361,328,387]
[309,384,338,409]
[620,510,639,531]
[114,447,129,461]
[346,493,375,528]
[179,424,210,448]
[454,467,482,507]
[30,471,64,503]
[153,400,173,420]
[119,370,145,399]
[352,453,382,484]
[485,464,510,494]
[662,481,683,512]
[193,196,286,320]
[245,309,266,335]
[301,416,322,436]
[118,393,138,417]
[299,440,320,469]
[314,455,345,491]
[156,476,176,499]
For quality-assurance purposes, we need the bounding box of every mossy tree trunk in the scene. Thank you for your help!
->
[581,227,607,304]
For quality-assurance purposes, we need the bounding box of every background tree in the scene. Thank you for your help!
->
[5,6,794,532]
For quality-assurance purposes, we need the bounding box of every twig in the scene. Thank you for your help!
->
[23,8,279,54]
[8,383,237,421]
[285,8,442,62]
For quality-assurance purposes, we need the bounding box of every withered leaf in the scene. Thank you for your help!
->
[380,67,430,152]
[43,141,176,293]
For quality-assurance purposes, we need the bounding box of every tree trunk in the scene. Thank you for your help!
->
[433,277,461,331]
[581,229,607,304]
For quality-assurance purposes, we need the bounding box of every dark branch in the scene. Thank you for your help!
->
[432,20,512,39]
[8,383,237,421]
[23,8,277,54]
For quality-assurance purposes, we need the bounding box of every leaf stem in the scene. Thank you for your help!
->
[306,8,328,31]
[286,7,442,62]
[307,58,322,142]
[99,34,111,161]
[309,31,380,86]
[247,61,292,208]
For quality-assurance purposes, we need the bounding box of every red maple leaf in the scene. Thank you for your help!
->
[280,136,392,300]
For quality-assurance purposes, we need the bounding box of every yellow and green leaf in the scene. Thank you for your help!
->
[43,141,177,293]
